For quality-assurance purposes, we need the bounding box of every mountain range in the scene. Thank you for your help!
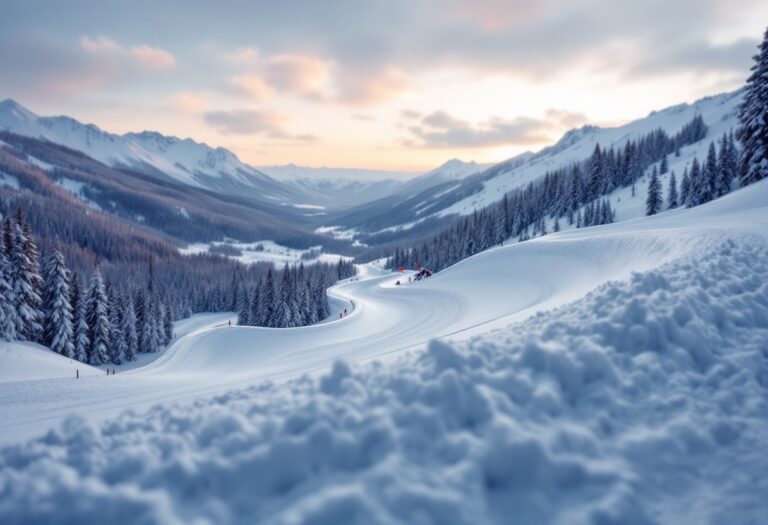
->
[0,90,743,255]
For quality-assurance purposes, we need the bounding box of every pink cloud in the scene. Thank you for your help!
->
[81,35,175,71]
[130,45,176,70]
[230,74,275,101]
[170,92,209,112]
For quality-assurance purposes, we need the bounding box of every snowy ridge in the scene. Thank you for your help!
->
[0,99,287,200]
[436,90,743,218]
[0,178,766,523]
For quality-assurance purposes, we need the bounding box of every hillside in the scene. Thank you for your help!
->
[331,90,743,245]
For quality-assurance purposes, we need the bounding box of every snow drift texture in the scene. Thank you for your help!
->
[1,239,766,525]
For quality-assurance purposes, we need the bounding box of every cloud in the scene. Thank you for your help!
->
[203,109,318,142]
[81,35,175,71]
[405,108,589,148]
[204,109,285,135]
[0,34,176,99]
[230,74,275,101]
[263,54,329,95]
[130,45,176,70]
[170,92,209,113]
[332,66,409,105]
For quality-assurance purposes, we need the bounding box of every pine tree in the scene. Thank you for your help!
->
[0,234,16,341]
[736,26,768,185]
[646,166,662,215]
[163,299,174,344]
[85,268,110,365]
[42,248,74,357]
[667,171,678,209]
[660,155,668,174]
[716,133,737,196]
[142,296,159,353]
[238,288,251,326]
[10,212,43,341]
[249,285,261,327]
[70,276,89,362]
[109,292,126,365]
[702,141,718,203]
[687,158,702,207]
[680,167,691,206]
[259,268,277,327]
[121,295,138,362]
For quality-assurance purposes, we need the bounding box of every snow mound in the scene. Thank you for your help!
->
[1,241,766,524]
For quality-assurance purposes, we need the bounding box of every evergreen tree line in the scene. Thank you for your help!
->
[236,260,353,328]
[0,209,356,364]
[1,209,180,364]
[388,114,708,272]
[646,132,739,215]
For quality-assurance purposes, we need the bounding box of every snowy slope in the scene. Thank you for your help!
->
[435,90,742,219]
[0,99,301,203]
[0,179,766,523]
[0,342,101,383]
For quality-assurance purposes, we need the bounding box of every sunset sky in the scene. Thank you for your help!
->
[1,0,766,172]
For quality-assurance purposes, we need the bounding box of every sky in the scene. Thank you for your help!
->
[0,0,766,172]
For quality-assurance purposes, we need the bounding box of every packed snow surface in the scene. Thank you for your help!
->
[0,181,767,524]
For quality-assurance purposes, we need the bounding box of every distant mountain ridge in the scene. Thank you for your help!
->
[0,99,304,205]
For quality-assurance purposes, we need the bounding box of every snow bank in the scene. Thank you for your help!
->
[1,240,765,524]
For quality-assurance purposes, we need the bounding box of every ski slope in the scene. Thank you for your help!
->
[1,180,766,445]
[1,181,767,524]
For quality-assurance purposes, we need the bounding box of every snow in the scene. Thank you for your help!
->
[0,171,20,189]
[0,179,766,522]
[54,177,103,211]
[294,203,326,210]
[0,341,101,383]
[181,240,351,266]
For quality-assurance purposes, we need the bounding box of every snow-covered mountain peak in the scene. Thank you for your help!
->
[0,99,38,123]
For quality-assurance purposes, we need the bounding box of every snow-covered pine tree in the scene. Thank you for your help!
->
[10,211,43,341]
[109,291,126,365]
[736,26,768,185]
[586,145,603,201]
[70,276,89,362]
[121,295,138,362]
[143,296,159,352]
[42,248,74,357]
[0,234,16,341]
[702,141,718,204]
[274,264,294,328]
[259,268,276,327]
[163,299,173,344]
[716,133,736,196]
[667,171,678,209]
[680,167,691,206]
[690,158,704,207]
[85,268,110,365]
[238,288,251,326]
[313,274,329,322]
[249,285,261,327]
[660,155,668,174]
[646,166,662,215]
